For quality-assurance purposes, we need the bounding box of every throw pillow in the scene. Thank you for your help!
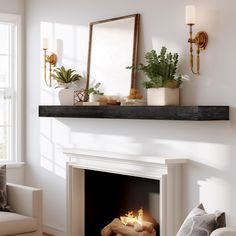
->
[0,165,10,211]
[176,203,226,236]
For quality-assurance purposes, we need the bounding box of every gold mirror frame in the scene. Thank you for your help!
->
[86,14,140,98]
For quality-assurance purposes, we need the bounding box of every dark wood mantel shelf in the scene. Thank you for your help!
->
[38,105,229,121]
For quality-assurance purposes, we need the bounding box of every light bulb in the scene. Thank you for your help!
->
[186,5,196,25]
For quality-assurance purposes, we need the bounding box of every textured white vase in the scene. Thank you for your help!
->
[147,88,180,106]
[58,88,75,105]
[89,94,101,102]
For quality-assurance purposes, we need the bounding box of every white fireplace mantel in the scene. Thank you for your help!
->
[64,149,187,236]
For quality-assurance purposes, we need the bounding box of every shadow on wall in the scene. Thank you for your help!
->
[39,115,235,224]
[40,21,88,72]
[39,20,90,178]
[39,116,232,178]
[183,160,232,222]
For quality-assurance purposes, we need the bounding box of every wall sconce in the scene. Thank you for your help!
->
[186,5,208,74]
[42,38,57,87]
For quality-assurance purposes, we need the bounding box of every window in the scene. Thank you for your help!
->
[0,14,21,162]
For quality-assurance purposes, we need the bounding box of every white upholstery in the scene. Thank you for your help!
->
[0,212,37,235]
[211,227,236,236]
[0,183,43,236]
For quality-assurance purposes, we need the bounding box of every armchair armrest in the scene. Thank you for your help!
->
[7,183,42,231]
[211,227,236,236]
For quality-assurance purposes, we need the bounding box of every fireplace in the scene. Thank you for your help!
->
[65,149,187,236]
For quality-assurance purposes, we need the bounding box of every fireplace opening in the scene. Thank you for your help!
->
[85,170,160,235]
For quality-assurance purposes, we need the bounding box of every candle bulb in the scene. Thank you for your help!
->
[43,38,48,50]
[56,39,63,55]
[186,5,196,25]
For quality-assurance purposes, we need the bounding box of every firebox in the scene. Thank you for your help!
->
[85,170,160,236]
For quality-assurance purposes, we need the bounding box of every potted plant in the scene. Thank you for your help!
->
[87,82,104,102]
[128,47,183,106]
[52,66,83,105]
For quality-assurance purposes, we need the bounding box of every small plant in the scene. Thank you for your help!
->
[52,66,82,87]
[128,47,183,89]
[87,82,104,95]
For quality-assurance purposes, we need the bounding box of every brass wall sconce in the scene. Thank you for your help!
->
[42,38,57,87]
[186,5,208,75]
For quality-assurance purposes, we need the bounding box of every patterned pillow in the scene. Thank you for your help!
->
[176,204,226,236]
[0,165,10,211]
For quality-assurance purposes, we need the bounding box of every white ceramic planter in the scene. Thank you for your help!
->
[58,88,75,105]
[147,88,180,106]
[89,94,101,102]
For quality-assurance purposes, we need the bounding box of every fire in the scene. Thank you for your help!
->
[120,209,144,226]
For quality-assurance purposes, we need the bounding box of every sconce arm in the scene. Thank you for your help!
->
[43,49,57,87]
[188,25,208,75]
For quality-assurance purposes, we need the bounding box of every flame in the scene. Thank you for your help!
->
[120,209,144,226]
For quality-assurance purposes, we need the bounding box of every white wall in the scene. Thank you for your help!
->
[0,0,25,184]
[0,0,24,14]
[25,0,236,234]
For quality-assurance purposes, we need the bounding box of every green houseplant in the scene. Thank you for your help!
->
[52,66,83,105]
[128,47,183,105]
[52,66,82,88]
[87,82,104,96]
[87,82,104,102]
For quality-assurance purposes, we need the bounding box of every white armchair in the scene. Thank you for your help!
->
[211,227,236,236]
[0,183,43,236]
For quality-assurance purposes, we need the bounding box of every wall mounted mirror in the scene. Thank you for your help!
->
[86,14,140,98]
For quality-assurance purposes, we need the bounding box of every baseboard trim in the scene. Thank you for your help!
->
[43,224,66,236]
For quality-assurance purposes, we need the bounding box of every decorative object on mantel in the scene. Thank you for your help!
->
[42,38,58,87]
[38,105,229,121]
[74,89,89,105]
[128,88,143,100]
[75,95,121,106]
[186,5,208,74]
[52,66,83,105]
[122,98,147,106]
[86,14,141,99]
[127,47,183,106]
[82,102,104,106]
[105,96,121,106]
[87,82,104,102]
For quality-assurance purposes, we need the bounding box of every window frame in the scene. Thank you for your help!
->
[0,13,22,163]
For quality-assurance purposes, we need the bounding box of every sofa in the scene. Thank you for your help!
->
[0,183,42,236]
[211,227,236,236]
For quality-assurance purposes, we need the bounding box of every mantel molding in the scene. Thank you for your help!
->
[64,148,187,180]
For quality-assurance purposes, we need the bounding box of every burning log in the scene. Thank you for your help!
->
[101,218,156,236]
[101,222,114,236]
[134,221,154,233]
[101,209,157,236]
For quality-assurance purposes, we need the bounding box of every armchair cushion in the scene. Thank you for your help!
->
[0,212,37,235]
[6,183,43,236]
[211,227,236,236]
[177,204,226,236]
[0,165,10,211]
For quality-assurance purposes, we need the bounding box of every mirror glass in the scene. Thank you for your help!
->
[86,14,140,97]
